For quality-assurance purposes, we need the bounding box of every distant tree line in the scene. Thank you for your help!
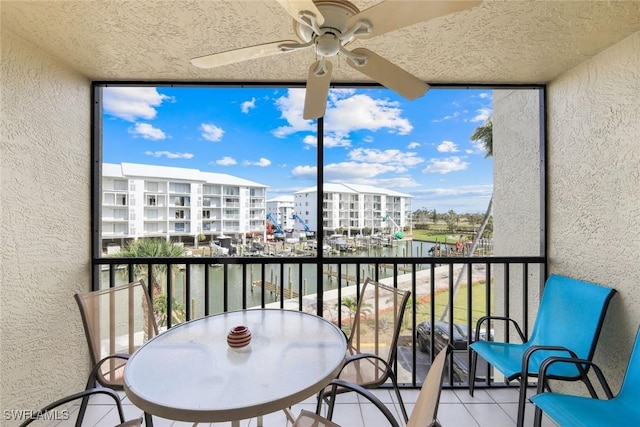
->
[411,208,493,235]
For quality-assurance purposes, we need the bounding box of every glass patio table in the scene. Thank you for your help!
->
[124,308,347,426]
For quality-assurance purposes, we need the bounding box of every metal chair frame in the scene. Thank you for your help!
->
[531,327,640,427]
[75,279,158,426]
[317,277,411,422]
[299,345,452,427]
[469,274,616,427]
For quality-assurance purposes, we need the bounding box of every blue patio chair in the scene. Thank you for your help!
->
[530,326,640,427]
[468,274,616,427]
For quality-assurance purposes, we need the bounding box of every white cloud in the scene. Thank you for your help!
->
[471,107,492,123]
[291,165,316,179]
[103,87,172,122]
[468,138,489,156]
[437,141,458,153]
[271,89,314,138]
[144,151,193,159]
[200,123,224,142]
[415,185,493,198]
[422,156,469,174]
[302,134,351,149]
[243,158,271,167]
[324,161,398,181]
[215,156,237,166]
[432,111,460,123]
[326,162,419,187]
[290,160,420,188]
[128,123,167,140]
[410,184,493,213]
[271,89,413,140]
[241,97,256,113]
[325,93,413,135]
[478,92,491,99]
[407,142,420,149]
[348,148,423,167]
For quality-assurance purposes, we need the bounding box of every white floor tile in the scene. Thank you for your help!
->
[437,403,480,426]
[84,386,545,427]
[465,403,514,427]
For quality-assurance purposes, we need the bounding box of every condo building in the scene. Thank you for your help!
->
[266,195,295,231]
[101,163,267,250]
[101,162,412,250]
[294,184,412,235]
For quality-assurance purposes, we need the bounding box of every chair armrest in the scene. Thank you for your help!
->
[86,353,130,389]
[522,345,580,379]
[96,353,130,366]
[474,315,526,342]
[339,352,392,376]
[536,356,613,399]
[324,379,401,427]
[18,387,134,427]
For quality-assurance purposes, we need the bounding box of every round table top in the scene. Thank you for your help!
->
[124,309,347,423]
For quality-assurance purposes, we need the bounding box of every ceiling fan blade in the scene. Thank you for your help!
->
[348,0,481,39]
[346,48,429,100]
[276,0,325,26]
[191,40,300,69]
[303,60,333,120]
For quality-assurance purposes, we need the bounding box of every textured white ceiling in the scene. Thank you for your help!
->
[2,0,640,85]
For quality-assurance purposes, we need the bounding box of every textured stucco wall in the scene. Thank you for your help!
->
[547,31,640,392]
[493,89,542,258]
[491,89,544,383]
[1,32,91,412]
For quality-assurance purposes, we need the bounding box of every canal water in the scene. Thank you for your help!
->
[178,240,444,316]
[102,240,443,317]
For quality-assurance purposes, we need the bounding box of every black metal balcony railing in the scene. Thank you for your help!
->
[93,255,545,389]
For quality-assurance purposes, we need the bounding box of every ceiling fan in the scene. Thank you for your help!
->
[191,0,481,120]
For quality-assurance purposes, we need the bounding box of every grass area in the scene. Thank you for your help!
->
[414,280,492,327]
[411,229,473,243]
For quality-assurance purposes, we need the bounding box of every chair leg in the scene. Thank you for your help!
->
[469,349,478,396]
[76,395,90,427]
[144,411,154,427]
[533,406,543,427]
[77,366,100,426]
[517,380,528,427]
[388,370,409,423]
[315,389,325,415]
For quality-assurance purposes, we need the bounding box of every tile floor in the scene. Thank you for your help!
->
[47,387,558,427]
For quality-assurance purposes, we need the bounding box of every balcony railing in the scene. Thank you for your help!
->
[93,254,545,389]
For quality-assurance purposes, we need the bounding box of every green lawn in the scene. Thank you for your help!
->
[414,280,492,327]
[411,229,473,243]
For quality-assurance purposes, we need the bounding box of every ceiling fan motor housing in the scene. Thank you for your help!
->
[294,0,361,47]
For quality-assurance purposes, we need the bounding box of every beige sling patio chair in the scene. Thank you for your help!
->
[18,387,142,427]
[75,280,159,425]
[317,277,412,422]
[298,345,452,427]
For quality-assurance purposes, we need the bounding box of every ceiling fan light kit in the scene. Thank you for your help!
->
[191,0,482,119]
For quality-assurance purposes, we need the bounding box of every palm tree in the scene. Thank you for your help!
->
[115,238,186,327]
[471,117,493,157]
[440,118,493,322]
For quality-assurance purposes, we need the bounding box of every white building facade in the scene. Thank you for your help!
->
[294,184,412,235]
[266,195,295,231]
[102,163,267,248]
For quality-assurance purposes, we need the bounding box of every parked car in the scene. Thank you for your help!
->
[416,321,493,384]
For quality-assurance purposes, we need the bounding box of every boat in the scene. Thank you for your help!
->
[327,235,349,251]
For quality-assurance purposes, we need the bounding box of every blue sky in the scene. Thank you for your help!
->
[102,86,493,213]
